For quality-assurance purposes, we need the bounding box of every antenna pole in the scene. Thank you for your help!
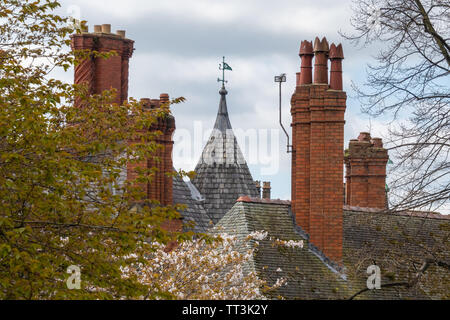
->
[275,73,292,153]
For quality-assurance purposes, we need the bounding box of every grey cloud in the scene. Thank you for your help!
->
[56,0,389,199]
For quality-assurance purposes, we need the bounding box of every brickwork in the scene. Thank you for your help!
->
[71,26,176,228]
[345,133,389,209]
[291,37,346,263]
[71,24,134,107]
[128,95,176,206]
[262,182,271,199]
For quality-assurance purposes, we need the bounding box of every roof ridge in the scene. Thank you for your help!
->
[343,205,449,220]
[237,196,291,205]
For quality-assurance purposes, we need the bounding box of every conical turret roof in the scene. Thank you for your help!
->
[192,85,259,224]
[213,86,232,131]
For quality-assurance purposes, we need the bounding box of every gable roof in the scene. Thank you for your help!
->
[343,206,450,299]
[214,200,349,299]
[192,86,259,224]
[213,198,450,299]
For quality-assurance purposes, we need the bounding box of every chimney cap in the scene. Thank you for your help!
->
[329,43,344,59]
[371,137,383,148]
[159,93,170,105]
[358,132,371,142]
[101,24,111,34]
[313,36,329,53]
[299,40,314,56]
[94,25,102,33]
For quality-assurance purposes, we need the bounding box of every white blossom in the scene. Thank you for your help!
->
[120,230,303,300]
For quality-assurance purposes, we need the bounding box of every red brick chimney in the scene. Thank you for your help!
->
[345,133,389,209]
[127,94,175,206]
[71,26,178,231]
[262,182,271,199]
[291,37,346,263]
[70,24,134,106]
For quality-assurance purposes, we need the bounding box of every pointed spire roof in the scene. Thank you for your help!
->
[213,85,232,132]
[192,85,259,224]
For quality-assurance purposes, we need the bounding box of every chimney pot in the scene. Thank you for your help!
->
[101,24,111,34]
[313,36,329,84]
[116,30,126,38]
[329,43,344,90]
[94,25,102,33]
[313,36,329,52]
[299,40,314,85]
[329,43,344,59]
[299,40,314,55]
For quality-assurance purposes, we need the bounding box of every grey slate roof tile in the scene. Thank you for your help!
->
[343,208,450,299]
[213,201,348,299]
[172,174,212,233]
[191,86,259,224]
[213,199,450,299]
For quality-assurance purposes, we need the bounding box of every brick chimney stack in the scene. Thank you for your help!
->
[291,37,346,263]
[345,133,389,209]
[255,181,262,198]
[127,94,175,206]
[262,182,271,199]
[70,24,134,107]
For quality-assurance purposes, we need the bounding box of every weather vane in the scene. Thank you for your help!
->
[218,56,232,87]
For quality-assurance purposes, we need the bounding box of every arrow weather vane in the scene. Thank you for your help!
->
[218,56,232,87]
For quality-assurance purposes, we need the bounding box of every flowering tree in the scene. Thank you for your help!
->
[123,231,303,300]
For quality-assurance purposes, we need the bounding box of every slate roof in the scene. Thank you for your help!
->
[213,199,349,299]
[172,174,212,233]
[192,85,259,224]
[213,198,450,299]
[343,206,450,299]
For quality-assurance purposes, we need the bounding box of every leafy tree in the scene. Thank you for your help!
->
[0,0,186,299]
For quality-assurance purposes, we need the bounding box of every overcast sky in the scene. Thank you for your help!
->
[57,0,390,200]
